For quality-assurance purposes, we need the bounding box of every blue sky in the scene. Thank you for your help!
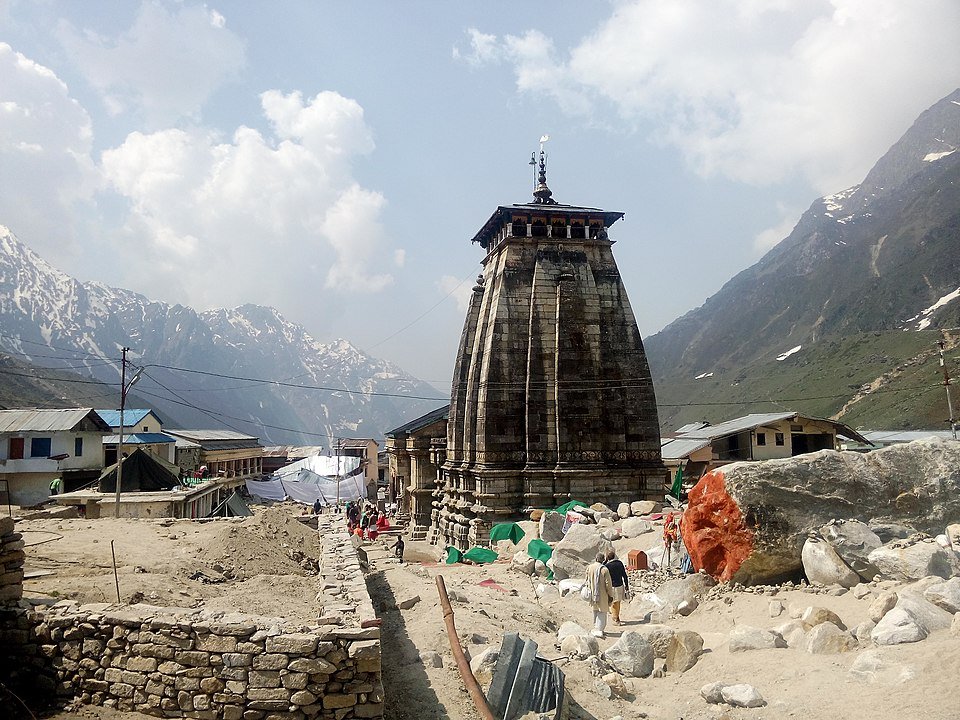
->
[2,1,959,389]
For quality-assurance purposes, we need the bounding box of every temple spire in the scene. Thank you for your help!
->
[533,137,557,205]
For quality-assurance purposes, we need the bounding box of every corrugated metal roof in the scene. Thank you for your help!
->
[0,408,111,433]
[339,438,377,449]
[679,412,797,440]
[95,409,157,428]
[661,438,711,460]
[675,421,710,434]
[102,433,176,445]
[165,429,258,442]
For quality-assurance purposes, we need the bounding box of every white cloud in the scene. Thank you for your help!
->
[452,28,501,67]
[437,274,474,314]
[469,0,960,194]
[754,204,802,252]
[0,43,96,258]
[101,90,400,309]
[57,2,245,125]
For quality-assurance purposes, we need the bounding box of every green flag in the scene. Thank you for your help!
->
[670,465,684,499]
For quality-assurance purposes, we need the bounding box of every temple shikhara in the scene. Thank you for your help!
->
[430,151,667,548]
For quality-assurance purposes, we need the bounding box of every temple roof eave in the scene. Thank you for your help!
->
[470,204,625,246]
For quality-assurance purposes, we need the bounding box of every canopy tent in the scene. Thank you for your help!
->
[272,453,362,480]
[245,474,367,505]
[489,522,526,545]
[98,448,181,493]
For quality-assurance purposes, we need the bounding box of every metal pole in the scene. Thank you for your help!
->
[938,340,958,440]
[110,539,121,603]
[336,438,341,505]
[436,575,496,720]
[115,348,128,518]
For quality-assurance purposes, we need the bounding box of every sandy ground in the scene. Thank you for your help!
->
[12,504,960,720]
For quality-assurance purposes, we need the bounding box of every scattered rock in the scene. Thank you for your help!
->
[539,512,566,543]
[557,622,589,642]
[560,633,600,659]
[870,607,927,645]
[601,527,622,542]
[617,503,632,519]
[769,600,784,618]
[952,613,960,637]
[852,583,873,599]
[631,500,658,516]
[728,625,786,652]
[602,631,654,678]
[700,681,729,704]
[620,517,652,539]
[469,646,498,680]
[801,535,860,588]
[677,599,698,616]
[819,519,882,581]
[535,583,559,599]
[398,595,421,610]
[420,650,443,668]
[512,550,536,575]
[854,620,876,647]
[868,538,960,581]
[805,622,857,654]
[721,684,766,708]
[867,591,898,623]
[800,606,846,631]
[849,649,917,685]
[634,625,675,658]
[773,620,806,649]
[922,577,960,613]
[665,630,703,672]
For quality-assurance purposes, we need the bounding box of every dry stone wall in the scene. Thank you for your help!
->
[0,516,24,603]
[0,516,383,719]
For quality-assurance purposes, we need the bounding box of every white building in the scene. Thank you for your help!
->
[0,408,111,507]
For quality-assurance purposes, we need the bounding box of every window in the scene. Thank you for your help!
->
[756,432,766,446]
[775,433,785,446]
[30,437,52,458]
[75,437,83,457]
[9,437,24,460]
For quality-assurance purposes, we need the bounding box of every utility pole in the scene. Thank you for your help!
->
[937,339,958,440]
[336,437,342,505]
[115,347,128,517]
[115,348,143,517]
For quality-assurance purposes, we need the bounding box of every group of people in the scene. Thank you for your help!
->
[345,501,391,540]
[584,548,630,638]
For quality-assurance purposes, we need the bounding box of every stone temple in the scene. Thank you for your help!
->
[430,153,667,549]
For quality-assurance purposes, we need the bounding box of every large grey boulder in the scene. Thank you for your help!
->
[682,438,960,584]
[801,536,859,588]
[870,607,927,645]
[547,523,612,581]
[849,649,917,685]
[868,537,960,581]
[602,631,654,678]
[556,621,589,643]
[654,573,716,610]
[721,684,766,708]
[820,519,882,581]
[631,500,658,516]
[539,511,566,543]
[560,633,599,659]
[617,502,632,519]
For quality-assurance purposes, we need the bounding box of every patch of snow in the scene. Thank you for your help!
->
[776,345,802,361]
[905,285,960,330]
[694,372,714,379]
[923,150,955,163]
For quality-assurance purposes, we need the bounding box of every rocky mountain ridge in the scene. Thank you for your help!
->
[645,89,960,432]
[0,226,443,444]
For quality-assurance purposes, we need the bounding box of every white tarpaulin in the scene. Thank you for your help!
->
[273,453,362,480]
[245,474,366,506]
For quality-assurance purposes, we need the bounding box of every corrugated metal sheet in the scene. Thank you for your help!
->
[385,404,450,437]
[661,438,711,460]
[165,429,258,442]
[861,430,955,444]
[679,412,797,440]
[0,408,109,433]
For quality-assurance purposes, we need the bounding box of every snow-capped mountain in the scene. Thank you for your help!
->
[645,89,960,431]
[0,228,444,444]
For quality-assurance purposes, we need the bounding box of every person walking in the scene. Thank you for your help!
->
[605,548,630,625]
[584,552,614,638]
